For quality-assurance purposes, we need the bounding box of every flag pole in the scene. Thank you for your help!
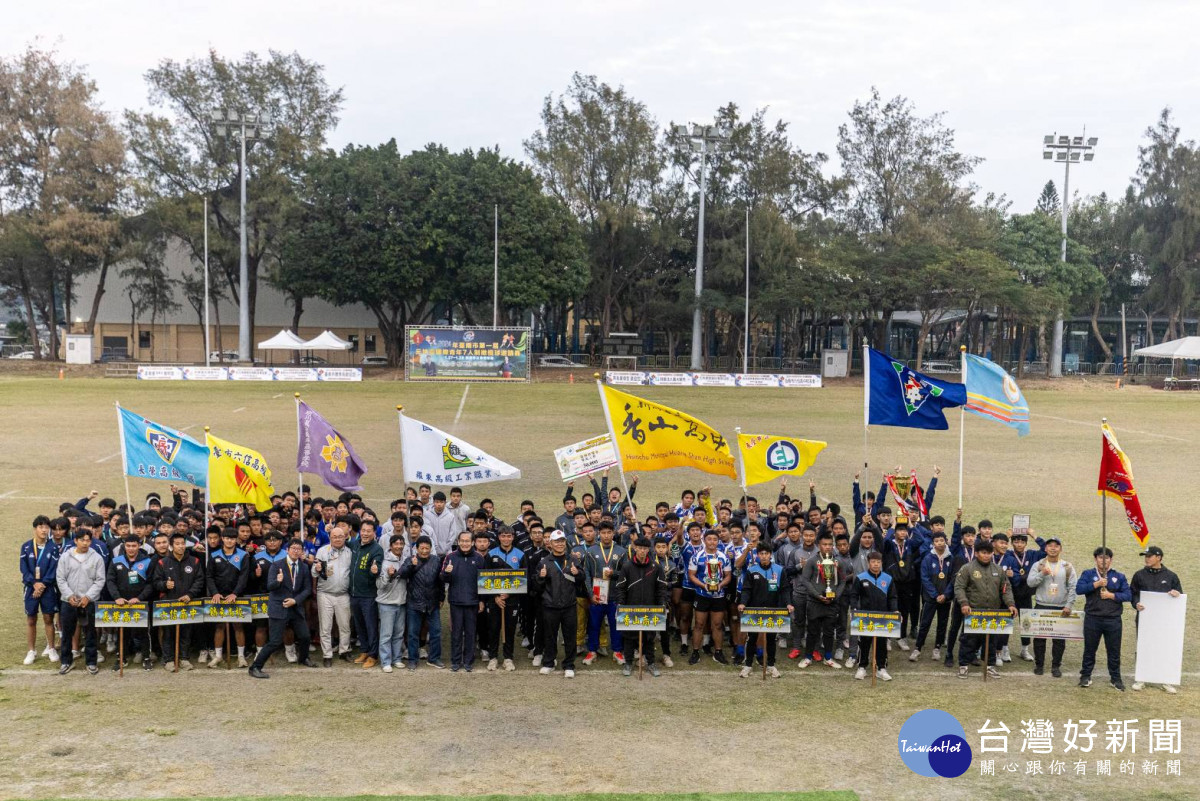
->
[115,401,133,516]
[862,344,870,491]
[958,345,967,509]
[1101,417,1107,549]
[595,374,634,517]
[203,427,211,555]
[294,393,304,529]
[397,405,408,489]
[734,426,749,511]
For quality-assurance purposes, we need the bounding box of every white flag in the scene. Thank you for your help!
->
[399,413,521,486]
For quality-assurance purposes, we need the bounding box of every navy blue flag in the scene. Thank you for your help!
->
[864,347,967,430]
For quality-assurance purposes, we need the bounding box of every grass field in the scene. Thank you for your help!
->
[0,375,1197,801]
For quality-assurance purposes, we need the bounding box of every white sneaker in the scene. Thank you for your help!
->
[208,655,225,669]
[503,659,515,672]
[897,638,911,651]
[797,658,812,668]
[73,649,81,659]
[662,655,674,668]
[778,637,787,649]
[844,657,856,669]
[46,647,60,663]
[932,647,941,661]
[41,645,51,657]
[564,669,575,679]
[908,649,920,662]
[95,652,104,664]
[532,654,543,667]
[739,666,752,678]
[285,644,298,663]
[23,650,36,665]
[419,647,428,659]
[854,667,867,680]
[481,649,490,661]
[178,659,194,671]
[237,656,248,668]
[878,668,893,682]
[1164,685,1178,694]
[487,658,498,672]
[164,661,177,673]
[382,664,393,673]
[105,637,116,654]
[1020,646,1033,662]
[994,655,1003,667]
[539,666,553,675]
[833,647,844,661]
[1000,646,1011,663]
[198,650,210,664]
[886,639,892,651]
[827,659,843,669]
[1131,682,1144,691]
[767,666,781,678]
[521,637,530,648]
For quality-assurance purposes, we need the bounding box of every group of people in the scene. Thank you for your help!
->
[20,470,1180,689]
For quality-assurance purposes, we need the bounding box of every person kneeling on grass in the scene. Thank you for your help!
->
[56,528,106,675]
[737,542,785,678]
[613,536,669,677]
[848,551,898,681]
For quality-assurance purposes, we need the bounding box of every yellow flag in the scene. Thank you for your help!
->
[737,433,826,487]
[206,432,276,511]
[599,385,736,479]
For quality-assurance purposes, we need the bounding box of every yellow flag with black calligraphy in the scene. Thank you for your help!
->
[206,432,276,511]
[599,384,737,479]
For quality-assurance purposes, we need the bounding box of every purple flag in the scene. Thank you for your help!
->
[296,400,367,491]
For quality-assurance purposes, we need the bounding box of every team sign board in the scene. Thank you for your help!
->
[203,600,252,621]
[477,569,528,595]
[554,434,618,481]
[849,609,903,638]
[94,602,150,628]
[405,326,530,382]
[965,609,1016,635]
[151,600,206,626]
[740,608,792,633]
[247,594,269,620]
[1018,608,1085,640]
[615,605,668,631]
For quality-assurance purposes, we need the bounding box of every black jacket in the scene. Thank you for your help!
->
[205,548,251,597]
[400,554,444,613]
[535,551,587,609]
[265,558,311,620]
[1130,565,1182,606]
[152,553,205,600]
[848,569,899,613]
[106,553,155,602]
[440,549,484,606]
[613,554,668,607]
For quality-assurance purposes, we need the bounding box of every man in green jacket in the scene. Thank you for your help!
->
[953,540,1016,680]
[350,520,384,669]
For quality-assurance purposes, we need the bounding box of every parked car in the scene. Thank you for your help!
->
[922,360,959,374]
[537,355,585,368]
[299,354,327,365]
[209,350,239,363]
[361,356,389,366]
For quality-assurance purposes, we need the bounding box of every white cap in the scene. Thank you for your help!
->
[549,530,567,541]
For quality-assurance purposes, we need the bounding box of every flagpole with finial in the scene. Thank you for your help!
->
[958,345,967,510]
[862,344,870,500]
[203,427,211,549]
[396,405,407,490]
[294,393,304,527]
[1101,417,1107,549]
[115,401,134,516]
[595,373,635,518]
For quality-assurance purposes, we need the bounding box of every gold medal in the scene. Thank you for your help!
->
[938,571,945,579]
[898,560,905,568]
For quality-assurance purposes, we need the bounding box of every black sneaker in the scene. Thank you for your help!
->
[1051,667,1062,678]
[1112,679,1126,692]
[943,658,954,668]
[713,650,730,665]
[688,649,701,665]
[702,642,713,655]
[1079,676,1092,688]
[1033,665,1044,676]
[142,658,153,671]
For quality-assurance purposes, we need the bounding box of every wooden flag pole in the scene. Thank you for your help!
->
[595,375,635,517]
[119,628,125,678]
[870,637,877,688]
[295,393,304,534]
[225,622,231,668]
[638,631,644,681]
[115,402,134,516]
[958,345,967,509]
[1101,417,1108,549]
[982,633,989,683]
[174,624,180,672]
[760,632,767,681]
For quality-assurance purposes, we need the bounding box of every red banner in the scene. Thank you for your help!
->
[1098,423,1150,547]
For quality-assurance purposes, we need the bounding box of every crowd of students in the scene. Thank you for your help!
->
[19,471,1181,689]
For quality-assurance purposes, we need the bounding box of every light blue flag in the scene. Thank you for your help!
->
[963,354,1030,437]
[118,406,208,486]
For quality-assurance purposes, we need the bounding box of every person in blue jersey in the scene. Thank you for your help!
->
[1076,546,1131,691]
[848,551,899,681]
[1006,532,1038,663]
[613,536,669,677]
[21,515,60,665]
[106,535,155,670]
[677,521,705,654]
[205,528,251,668]
[687,529,732,665]
[484,527,526,671]
[737,542,785,678]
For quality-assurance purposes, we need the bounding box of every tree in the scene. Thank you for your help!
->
[124,49,342,346]
[1036,181,1060,216]
[119,223,178,361]
[1069,192,1138,361]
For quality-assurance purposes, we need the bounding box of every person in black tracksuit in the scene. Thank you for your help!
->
[883,523,921,647]
[106,535,155,669]
[612,536,669,676]
[152,532,205,668]
[737,542,786,674]
[400,535,444,668]
[206,529,251,666]
[848,550,899,676]
[484,528,527,668]
[525,527,549,665]
[534,531,587,674]
[441,532,485,672]
[943,530,977,667]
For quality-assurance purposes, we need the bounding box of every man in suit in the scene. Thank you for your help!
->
[249,538,318,678]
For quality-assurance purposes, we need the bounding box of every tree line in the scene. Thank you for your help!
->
[1,45,1196,367]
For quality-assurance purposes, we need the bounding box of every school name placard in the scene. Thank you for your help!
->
[849,609,902,638]
[615,605,668,631]
[740,608,792,633]
[95,602,150,628]
[478,570,527,595]
[965,609,1016,635]
[1018,608,1085,640]
[151,600,207,626]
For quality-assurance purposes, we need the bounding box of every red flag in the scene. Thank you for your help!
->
[1098,423,1150,547]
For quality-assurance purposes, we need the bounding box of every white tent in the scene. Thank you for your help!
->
[1133,336,1200,360]
[301,330,354,351]
[257,329,308,350]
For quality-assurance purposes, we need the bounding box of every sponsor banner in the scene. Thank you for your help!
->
[181,366,229,380]
[137,366,184,380]
[615,605,669,632]
[477,569,528,595]
[605,371,822,388]
[691,372,737,387]
[315,367,362,382]
[734,373,781,388]
[964,609,1016,635]
[554,434,618,482]
[202,600,252,622]
[406,326,530,382]
[247,594,269,620]
[646,371,692,386]
[94,602,150,628]
[778,374,822,388]
[228,366,275,381]
[740,608,793,633]
[151,599,206,626]
[605,371,648,386]
[271,367,317,382]
[849,609,903,638]
[1017,608,1085,641]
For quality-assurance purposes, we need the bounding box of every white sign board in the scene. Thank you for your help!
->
[554,434,618,482]
[1135,591,1186,686]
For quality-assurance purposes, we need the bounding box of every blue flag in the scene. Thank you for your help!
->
[864,347,966,430]
[964,354,1030,437]
[118,406,208,486]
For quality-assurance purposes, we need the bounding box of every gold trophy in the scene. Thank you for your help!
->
[706,556,721,593]
[820,555,837,599]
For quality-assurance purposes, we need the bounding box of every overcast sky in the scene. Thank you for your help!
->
[7,1,1199,211]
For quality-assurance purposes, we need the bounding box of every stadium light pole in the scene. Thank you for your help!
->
[211,108,271,363]
[674,123,731,370]
[744,206,750,375]
[1041,130,1097,377]
[203,195,210,367]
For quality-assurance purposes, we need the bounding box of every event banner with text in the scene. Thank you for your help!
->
[405,327,530,382]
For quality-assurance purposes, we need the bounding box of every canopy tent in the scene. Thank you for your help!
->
[1133,336,1200,360]
[257,330,308,350]
[301,330,353,351]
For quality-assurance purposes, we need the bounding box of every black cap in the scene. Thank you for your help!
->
[1140,545,1164,558]
[1044,536,1062,546]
